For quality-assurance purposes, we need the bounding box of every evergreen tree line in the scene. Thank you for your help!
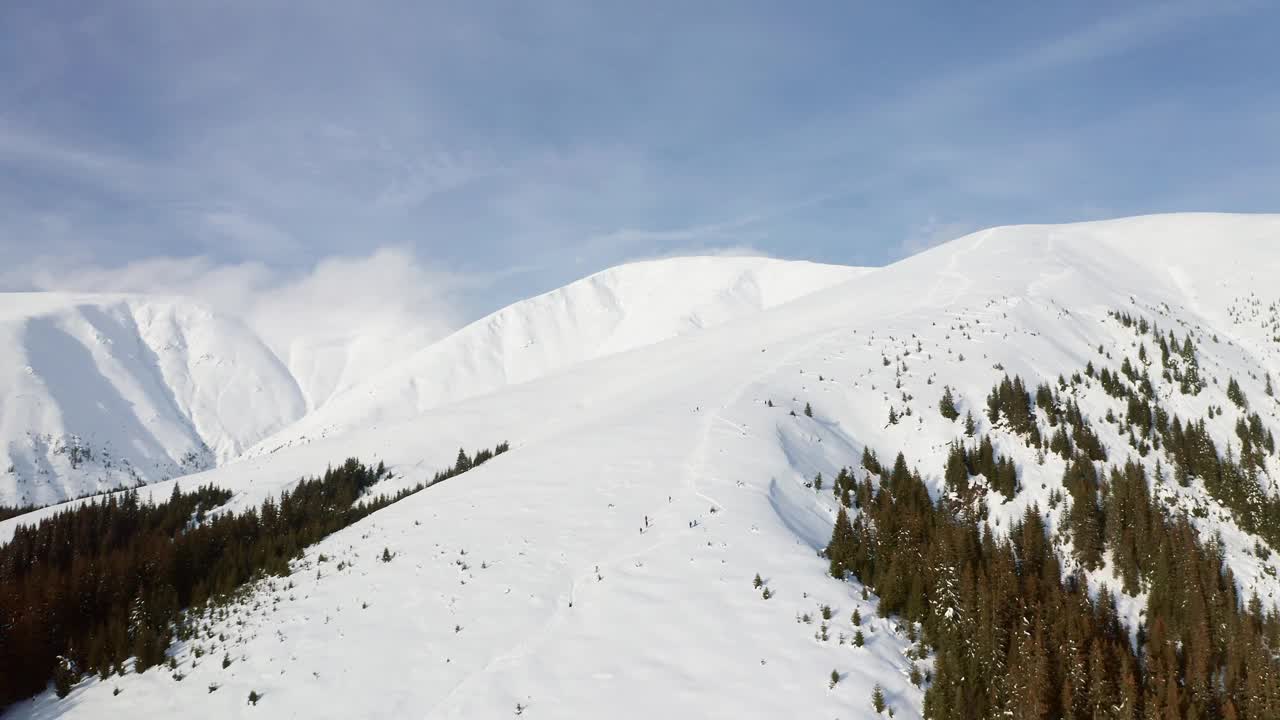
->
[823,324,1280,718]
[0,504,35,522]
[944,436,1018,500]
[988,373,1110,462]
[986,374,1037,439]
[1162,413,1280,545]
[827,447,1280,719]
[827,310,1280,715]
[0,482,157,523]
[0,443,508,709]
[1079,333,1280,546]
[1034,326,1280,603]
[1107,309,1210,396]
[994,348,1280,550]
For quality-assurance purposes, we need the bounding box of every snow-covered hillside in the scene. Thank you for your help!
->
[246,255,868,454]
[6,213,1280,719]
[0,256,857,507]
[0,295,305,507]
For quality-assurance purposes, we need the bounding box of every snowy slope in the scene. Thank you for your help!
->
[246,255,867,454]
[0,295,305,507]
[0,256,856,506]
[6,213,1280,719]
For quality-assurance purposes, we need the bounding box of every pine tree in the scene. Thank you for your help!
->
[804,402,813,418]
[53,656,75,699]
[862,447,882,475]
[1018,629,1053,719]
[827,507,857,578]
[939,386,960,421]
[829,669,840,689]
[1228,377,1248,409]
[753,573,763,589]
[1087,637,1116,720]
[945,443,969,493]
[1063,455,1104,569]
[1116,650,1140,719]
[454,448,472,473]
[871,684,886,713]
[964,411,976,437]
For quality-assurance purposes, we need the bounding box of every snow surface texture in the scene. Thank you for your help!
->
[6,213,1280,719]
[0,256,858,507]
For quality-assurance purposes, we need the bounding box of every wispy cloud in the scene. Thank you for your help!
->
[0,0,1276,314]
[202,210,301,259]
[902,0,1259,111]
[0,248,466,404]
[0,120,152,194]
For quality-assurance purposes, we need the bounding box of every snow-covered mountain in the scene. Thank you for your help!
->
[246,255,869,454]
[0,256,861,506]
[5,213,1280,719]
[0,295,306,507]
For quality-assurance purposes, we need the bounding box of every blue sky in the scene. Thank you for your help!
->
[1,1,1277,317]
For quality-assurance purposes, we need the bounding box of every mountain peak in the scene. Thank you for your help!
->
[246,255,867,455]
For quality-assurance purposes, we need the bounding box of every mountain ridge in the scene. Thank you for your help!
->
[0,255,863,505]
[244,254,868,456]
[6,213,1280,718]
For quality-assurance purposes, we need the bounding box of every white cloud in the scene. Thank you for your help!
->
[1,0,1274,284]
[249,248,461,355]
[373,150,508,209]
[1,248,464,380]
[202,210,301,259]
[0,120,152,192]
